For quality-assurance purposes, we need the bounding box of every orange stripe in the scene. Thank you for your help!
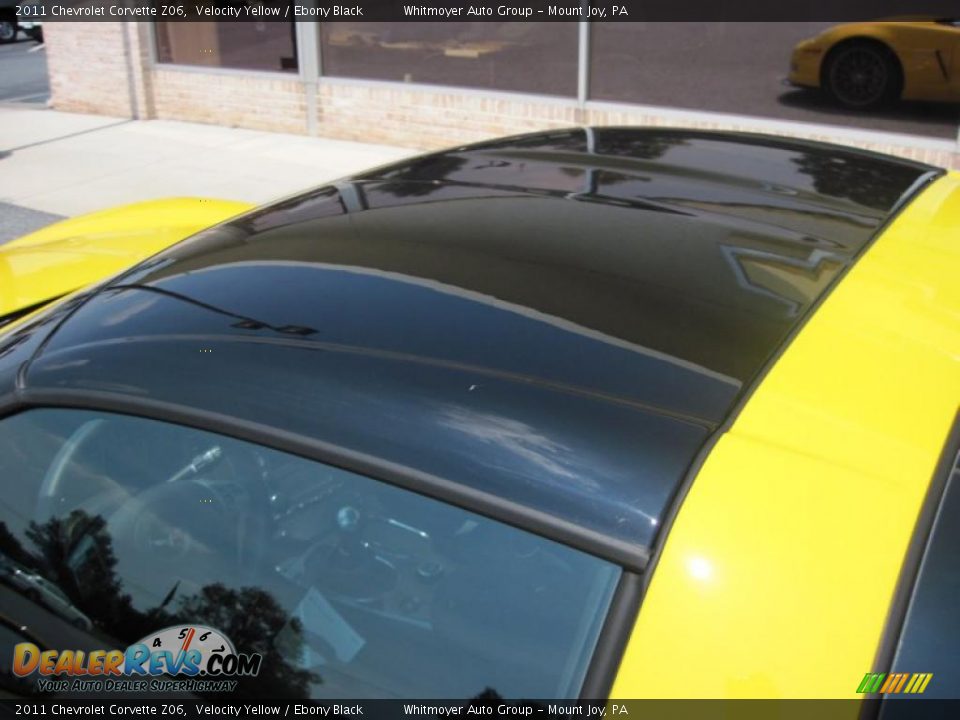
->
[879,674,897,693]
[894,674,910,693]
[181,627,196,652]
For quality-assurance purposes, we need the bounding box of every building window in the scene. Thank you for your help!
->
[320,22,578,97]
[589,22,960,140]
[155,21,298,73]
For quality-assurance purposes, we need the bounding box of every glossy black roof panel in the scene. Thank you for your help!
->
[0,128,939,559]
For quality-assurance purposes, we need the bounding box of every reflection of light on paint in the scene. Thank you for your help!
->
[650,518,658,527]
[440,406,585,483]
[687,556,713,582]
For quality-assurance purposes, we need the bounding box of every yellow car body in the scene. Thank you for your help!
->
[0,197,252,327]
[790,20,960,105]
[613,169,960,698]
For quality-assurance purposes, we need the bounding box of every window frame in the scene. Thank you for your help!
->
[866,411,960,704]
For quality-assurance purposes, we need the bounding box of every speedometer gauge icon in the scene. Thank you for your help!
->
[135,625,235,670]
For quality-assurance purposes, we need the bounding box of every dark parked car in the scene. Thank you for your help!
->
[0,1,42,43]
[0,0,18,43]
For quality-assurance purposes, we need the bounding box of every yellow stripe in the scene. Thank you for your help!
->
[903,674,919,694]
[611,172,960,699]
[918,674,933,693]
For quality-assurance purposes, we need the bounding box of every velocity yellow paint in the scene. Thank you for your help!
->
[0,197,252,320]
[612,172,960,699]
[789,22,960,103]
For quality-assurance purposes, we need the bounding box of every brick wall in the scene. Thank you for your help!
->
[316,81,960,169]
[316,82,580,148]
[150,70,306,134]
[148,76,960,169]
[46,23,306,133]
[45,23,138,117]
[44,23,960,170]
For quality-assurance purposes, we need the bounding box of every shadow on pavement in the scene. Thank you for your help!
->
[0,202,65,245]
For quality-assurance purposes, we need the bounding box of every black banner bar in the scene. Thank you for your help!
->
[12,0,960,23]
[1,699,959,720]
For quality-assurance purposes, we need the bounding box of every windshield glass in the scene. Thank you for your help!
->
[0,408,620,699]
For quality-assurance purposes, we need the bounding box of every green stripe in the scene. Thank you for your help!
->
[856,673,874,693]
[869,673,887,693]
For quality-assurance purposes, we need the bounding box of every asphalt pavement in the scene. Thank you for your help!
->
[0,201,63,245]
[0,36,49,106]
[0,32,61,243]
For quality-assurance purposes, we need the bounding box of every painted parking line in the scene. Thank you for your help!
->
[0,93,49,103]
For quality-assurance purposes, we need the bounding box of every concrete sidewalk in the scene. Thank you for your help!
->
[0,107,414,218]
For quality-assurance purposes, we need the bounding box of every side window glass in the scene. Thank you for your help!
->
[0,621,47,696]
[0,409,620,698]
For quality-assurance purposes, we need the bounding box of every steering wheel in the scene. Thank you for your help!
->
[36,419,271,609]
[36,419,111,521]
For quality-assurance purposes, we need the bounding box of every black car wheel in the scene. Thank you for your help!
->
[0,16,18,44]
[823,41,901,110]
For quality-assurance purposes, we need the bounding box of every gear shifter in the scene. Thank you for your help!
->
[332,505,365,567]
[314,503,397,599]
[336,505,361,532]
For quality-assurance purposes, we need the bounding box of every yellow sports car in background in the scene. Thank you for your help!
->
[789,18,960,108]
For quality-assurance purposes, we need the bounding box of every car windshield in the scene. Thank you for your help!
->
[0,408,621,699]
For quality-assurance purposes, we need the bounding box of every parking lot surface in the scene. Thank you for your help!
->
[0,37,49,106]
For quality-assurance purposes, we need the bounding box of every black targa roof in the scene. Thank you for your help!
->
[0,128,940,567]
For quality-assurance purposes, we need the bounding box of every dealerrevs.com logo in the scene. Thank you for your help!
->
[12,624,262,693]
